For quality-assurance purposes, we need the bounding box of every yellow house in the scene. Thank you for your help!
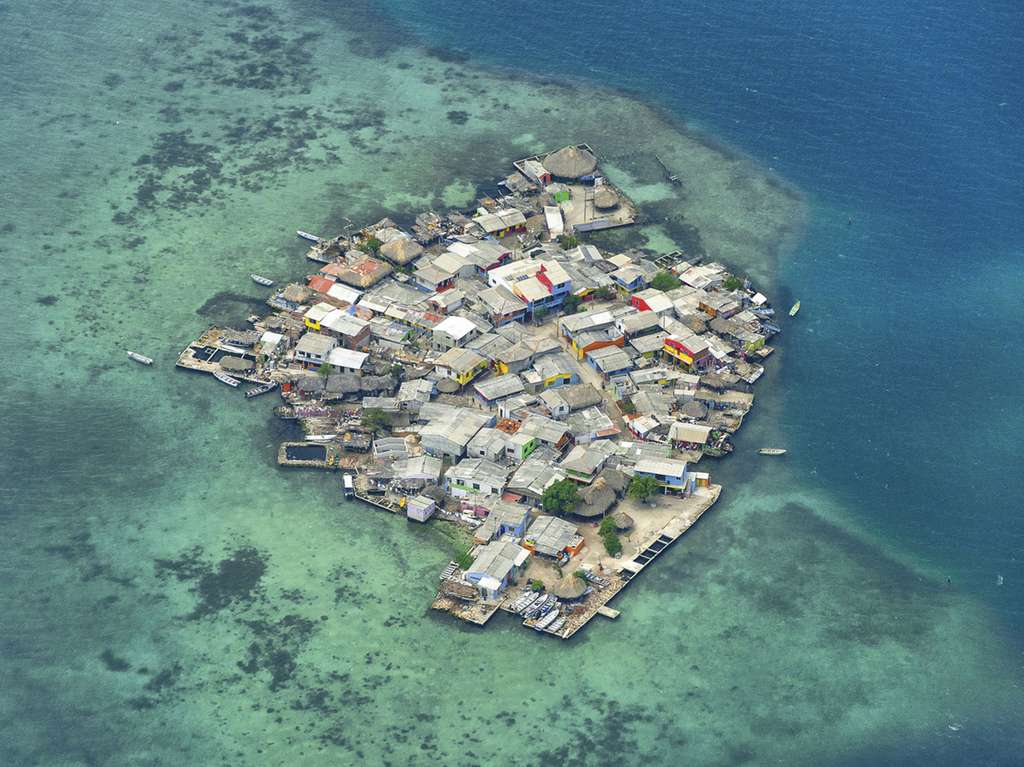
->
[434,347,489,386]
[303,302,335,331]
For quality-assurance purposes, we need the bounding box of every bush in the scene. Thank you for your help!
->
[362,236,382,255]
[562,294,581,314]
[628,475,660,503]
[650,271,681,292]
[598,517,616,537]
[541,479,580,516]
[530,579,545,592]
[362,408,391,434]
[558,234,580,249]
[602,531,623,557]
[723,275,743,291]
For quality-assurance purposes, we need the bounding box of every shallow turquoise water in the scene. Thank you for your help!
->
[2,1,1023,765]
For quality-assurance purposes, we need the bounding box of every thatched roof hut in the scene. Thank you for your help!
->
[594,187,619,210]
[550,573,588,600]
[612,511,634,532]
[380,236,424,266]
[543,145,598,179]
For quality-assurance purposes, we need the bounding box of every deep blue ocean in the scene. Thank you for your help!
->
[384,0,1024,623]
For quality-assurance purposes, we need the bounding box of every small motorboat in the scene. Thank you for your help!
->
[213,370,241,387]
[789,300,801,317]
[126,351,153,365]
[297,230,322,243]
[758,448,787,456]
[245,381,278,399]
[250,274,274,287]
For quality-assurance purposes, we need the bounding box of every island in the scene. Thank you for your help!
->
[177,144,782,639]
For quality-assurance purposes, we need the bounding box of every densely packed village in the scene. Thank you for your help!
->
[177,145,782,639]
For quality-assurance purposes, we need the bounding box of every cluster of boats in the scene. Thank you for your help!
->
[509,591,566,634]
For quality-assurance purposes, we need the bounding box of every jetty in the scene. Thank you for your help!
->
[654,154,682,185]
[177,145,785,641]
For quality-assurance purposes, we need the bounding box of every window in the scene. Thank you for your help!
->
[473,483,480,490]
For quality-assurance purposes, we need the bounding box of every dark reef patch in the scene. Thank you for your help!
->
[195,291,267,325]
[100,649,131,672]
[154,544,268,618]
[238,614,318,691]
[36,294,59,306]
[446,110,470,125]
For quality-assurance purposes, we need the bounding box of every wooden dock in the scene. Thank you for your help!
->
[557,485,721,639]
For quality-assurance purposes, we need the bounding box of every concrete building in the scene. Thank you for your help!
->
[432,315,480,351]
[444,457,511,498]
[464,539,530,602]
[294,332,337,368]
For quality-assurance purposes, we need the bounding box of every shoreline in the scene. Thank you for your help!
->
[177,145,787,639]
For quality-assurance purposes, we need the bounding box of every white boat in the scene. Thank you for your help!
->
[250,273,274,287]
[789,300,801,317]
[245,381,278,399]
[758,448,787,456]
[213,370,240,387]
[534,609,560,631]
[126,351,153,365]
[297,230,322,243]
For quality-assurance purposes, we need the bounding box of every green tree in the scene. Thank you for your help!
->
[722,274,743,291]
[361,407,391,434]
[533,307,549,323]
[541,479,580,516]
[650,270,681,292]
[317,362,332,378]
[562,294,581,314]
[628,475,660,504]
[530,579,545,592]
[598,516,616,537]
[593,287,615,301]
[558,233,580,249]
[602,530,623,557]
[362,236,382,255]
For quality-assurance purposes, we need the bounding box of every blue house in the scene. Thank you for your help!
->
[463,539,531,602]
[633,458,694,494]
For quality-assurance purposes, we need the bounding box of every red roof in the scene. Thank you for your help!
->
[307,275,335,294]
[319,262,348,278]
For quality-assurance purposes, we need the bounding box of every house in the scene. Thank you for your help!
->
[466,427,509,462]
[326,282,363,306]
[504,431,537,462]
[433,251,475,280]
[472,500,531,544]
[539,389,570,419]
[506,455,566,504]
[326,347,368,374]
[559,442,617,484]
[617,311,663,338]
[464,539,531,602]
[473,374,526,408]
[413,262,455,293]
[433,347,489,386]
[418,403,494,459]
[444,457,511,498]
[633,458,693,494]
[610,264,648,292]
[471,208,527,238]
[631,288,674,315]
[397,378,434,411]
[303,302,336,331]
[518,158,552,186]
[487,259,573,316]
[699,292,743,319]
[428,288,465,314]
[406,494,436,523]
[629,331,670,358]
[432,315,480,351]
[528,352,579,390]
[321,310,371,349]
[663,334,710,369]
[390,455,444,489]
[518,414,572,451]
[294,332,337,368]
[447,240,512,273]
[259,331,287,358]
[586,345,635,380]
[477,284,527,326]
[669,422,713,449]
[523,515,585,558]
